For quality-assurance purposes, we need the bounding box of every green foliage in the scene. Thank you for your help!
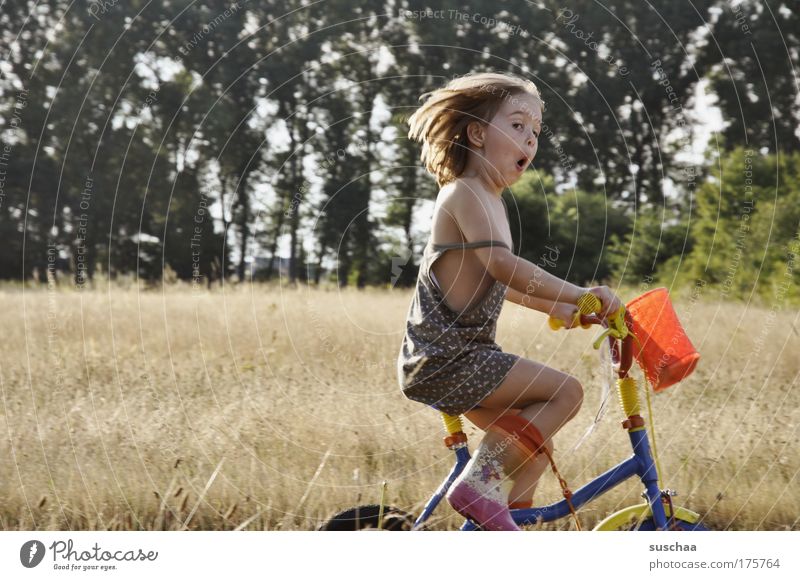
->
[698,0,800,154]
[609,208,694,288]
[506,172,631,285]
[1,0,797,299]
[672,148,800,300]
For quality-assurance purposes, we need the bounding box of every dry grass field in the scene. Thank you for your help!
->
[1,283,798,531]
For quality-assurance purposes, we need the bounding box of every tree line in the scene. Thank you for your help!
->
[1,0,798,298]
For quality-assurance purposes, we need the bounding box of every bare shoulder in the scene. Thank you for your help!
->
[437,178,508,245]
[438,178,493,214]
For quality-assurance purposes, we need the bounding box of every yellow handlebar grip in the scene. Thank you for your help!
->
[549,311,588,331]
[577,292,602,315]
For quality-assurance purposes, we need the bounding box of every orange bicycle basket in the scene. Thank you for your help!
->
[626,288,700,392]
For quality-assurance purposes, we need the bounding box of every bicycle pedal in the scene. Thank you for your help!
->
[641,489,679,499]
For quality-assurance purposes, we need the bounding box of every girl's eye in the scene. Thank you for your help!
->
[513,123,523,130]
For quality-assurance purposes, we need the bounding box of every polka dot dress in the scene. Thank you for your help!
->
[396,239,520,416]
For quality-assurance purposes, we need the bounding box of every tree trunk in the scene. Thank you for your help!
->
[354,87,375,289]
[401,196,417,286]
[631,111,644,211]
[313,243,325,285]
[289,110,301,284]
[236,168,251,282]
[220,174,232,282]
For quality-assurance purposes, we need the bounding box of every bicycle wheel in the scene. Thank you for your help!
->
[318,504,417,531]
[627,517,709,531]
[594,503,709,531]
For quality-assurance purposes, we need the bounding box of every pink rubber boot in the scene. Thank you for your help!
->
[446,415,548,531]
[445,433,521,531]
[446,479,520,531]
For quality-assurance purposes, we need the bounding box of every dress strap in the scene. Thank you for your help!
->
[424,238,511,311]
[431,239,511,252]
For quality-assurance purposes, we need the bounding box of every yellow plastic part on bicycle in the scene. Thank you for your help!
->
[593,503,702,530]
[548,311,591,331]
[441,413,463,436]
[618,376,641,417]
[548,292,600,330]
[591,306,631,349]
[577,292,602,315]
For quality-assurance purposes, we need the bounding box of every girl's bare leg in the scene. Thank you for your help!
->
[446,358,582,530]
[477,357,584,438]
[465,357,582,503]
[463,407,550,505]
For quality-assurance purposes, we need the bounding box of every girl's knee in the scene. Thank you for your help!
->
[560,376,584,418]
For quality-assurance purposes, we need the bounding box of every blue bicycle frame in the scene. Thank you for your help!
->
[412,319,678,532]
[411,422,667,530]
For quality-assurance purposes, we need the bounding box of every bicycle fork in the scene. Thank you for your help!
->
[618,370,669,530]
[628,427,669,529]
[412,414,471,530]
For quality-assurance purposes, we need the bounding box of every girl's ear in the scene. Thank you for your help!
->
[466,120,485,148]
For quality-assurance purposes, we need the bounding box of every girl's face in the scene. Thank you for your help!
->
[469,92,542,186]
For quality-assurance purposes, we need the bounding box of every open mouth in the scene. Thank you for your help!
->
[516,156,528,170]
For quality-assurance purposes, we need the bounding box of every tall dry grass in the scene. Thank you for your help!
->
[1,283,798,530]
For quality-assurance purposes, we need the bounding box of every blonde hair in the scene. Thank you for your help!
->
[407,72,544,187]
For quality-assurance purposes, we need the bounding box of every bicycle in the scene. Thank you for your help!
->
[320,290,707,531]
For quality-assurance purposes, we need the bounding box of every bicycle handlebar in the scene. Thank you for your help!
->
[548,299,636,377]
[547,312,602,330]
[547,292,604,330]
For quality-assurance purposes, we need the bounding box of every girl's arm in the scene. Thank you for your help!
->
[505,286,551,311]
[448,185,584,304]
[505,287,584,327]
[448,184,621,316]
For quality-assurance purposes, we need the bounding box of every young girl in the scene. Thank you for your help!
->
[396,72,622,531]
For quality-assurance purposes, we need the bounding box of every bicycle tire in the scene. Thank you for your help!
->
[627,517,709,531]
[594,503,709,531]
[318,504,418,531]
